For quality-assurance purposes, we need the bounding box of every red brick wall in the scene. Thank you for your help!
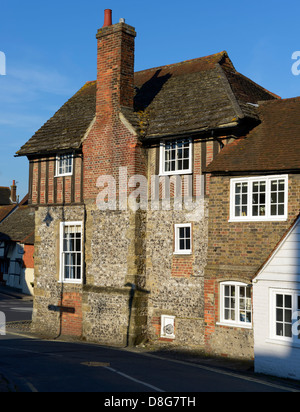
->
[22,245,34,269]
[59,292,83,337]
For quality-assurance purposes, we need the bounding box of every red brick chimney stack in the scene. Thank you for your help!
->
[82,11,143,201]
[95,9,136,118]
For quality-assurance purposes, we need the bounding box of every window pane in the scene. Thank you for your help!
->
[285,295,292,308]
[271,205,277,216]
[284,324,292,338]
[278,204,284,216]
[279,180,285,191]
[185,239,191,250]
[276,323,283,336]
[183,159,189,170]
[285,309,292,323]
[271,181,278,191]
[276,294,283,307]
[277,308,283,322]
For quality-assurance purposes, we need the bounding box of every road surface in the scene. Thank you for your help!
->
[0,332,298,393]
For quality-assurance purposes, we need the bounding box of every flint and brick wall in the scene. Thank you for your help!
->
[32,205,85,337]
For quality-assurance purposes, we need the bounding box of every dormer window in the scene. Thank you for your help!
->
[56,153,73,177]
[160,138,192,175]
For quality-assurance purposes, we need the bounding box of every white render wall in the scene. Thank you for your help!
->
[253,217,300,381]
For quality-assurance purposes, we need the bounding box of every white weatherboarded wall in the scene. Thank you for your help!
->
[253,217,300,381]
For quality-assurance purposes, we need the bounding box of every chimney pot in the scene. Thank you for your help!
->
[103,9,112,27]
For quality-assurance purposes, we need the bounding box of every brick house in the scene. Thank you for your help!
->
[204,97,300,368]
[16,10,277,346]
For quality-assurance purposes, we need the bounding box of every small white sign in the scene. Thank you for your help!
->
[161,315,175,339]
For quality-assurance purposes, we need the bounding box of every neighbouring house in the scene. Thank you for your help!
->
[0,180,19,283]
[204,97,300,379]
[0,195,35,295]
[16,10,278,347]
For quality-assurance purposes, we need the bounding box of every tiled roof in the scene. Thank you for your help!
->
[0,204,35,245]
[134,52,277,139]
[205,97,300,173]
[0,205,16,223]
[16,51,277,156]
[16,81,96,156]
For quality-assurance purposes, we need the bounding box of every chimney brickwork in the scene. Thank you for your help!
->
[83,13,145,201]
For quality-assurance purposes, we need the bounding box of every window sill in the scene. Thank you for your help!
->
[265,338,300,348]
[228,217,287,223]
[173,251,192,256]
[216,321,252,330]
[159,171,192,176]
[58,280,82,285]
[55,173,73,178]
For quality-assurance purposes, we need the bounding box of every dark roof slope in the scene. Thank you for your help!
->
[17,51,277,156]
[205,97,300,174]
[0,205,35,245]
[134,52,277,139]
[17,81,96,156]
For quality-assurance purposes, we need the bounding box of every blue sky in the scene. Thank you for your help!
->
[0,0,300,200]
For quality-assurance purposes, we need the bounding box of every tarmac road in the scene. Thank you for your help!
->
[0,291,33,323]
[0,289,299,394]
[0,331,299,393]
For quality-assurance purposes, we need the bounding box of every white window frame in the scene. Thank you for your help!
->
[269,288,300,345]
[174,223,192,255]
[218,281,252,329]
[159,138,192,176]
[59,221,83,284]
[55,153,74,177]
[229,175,288,222]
